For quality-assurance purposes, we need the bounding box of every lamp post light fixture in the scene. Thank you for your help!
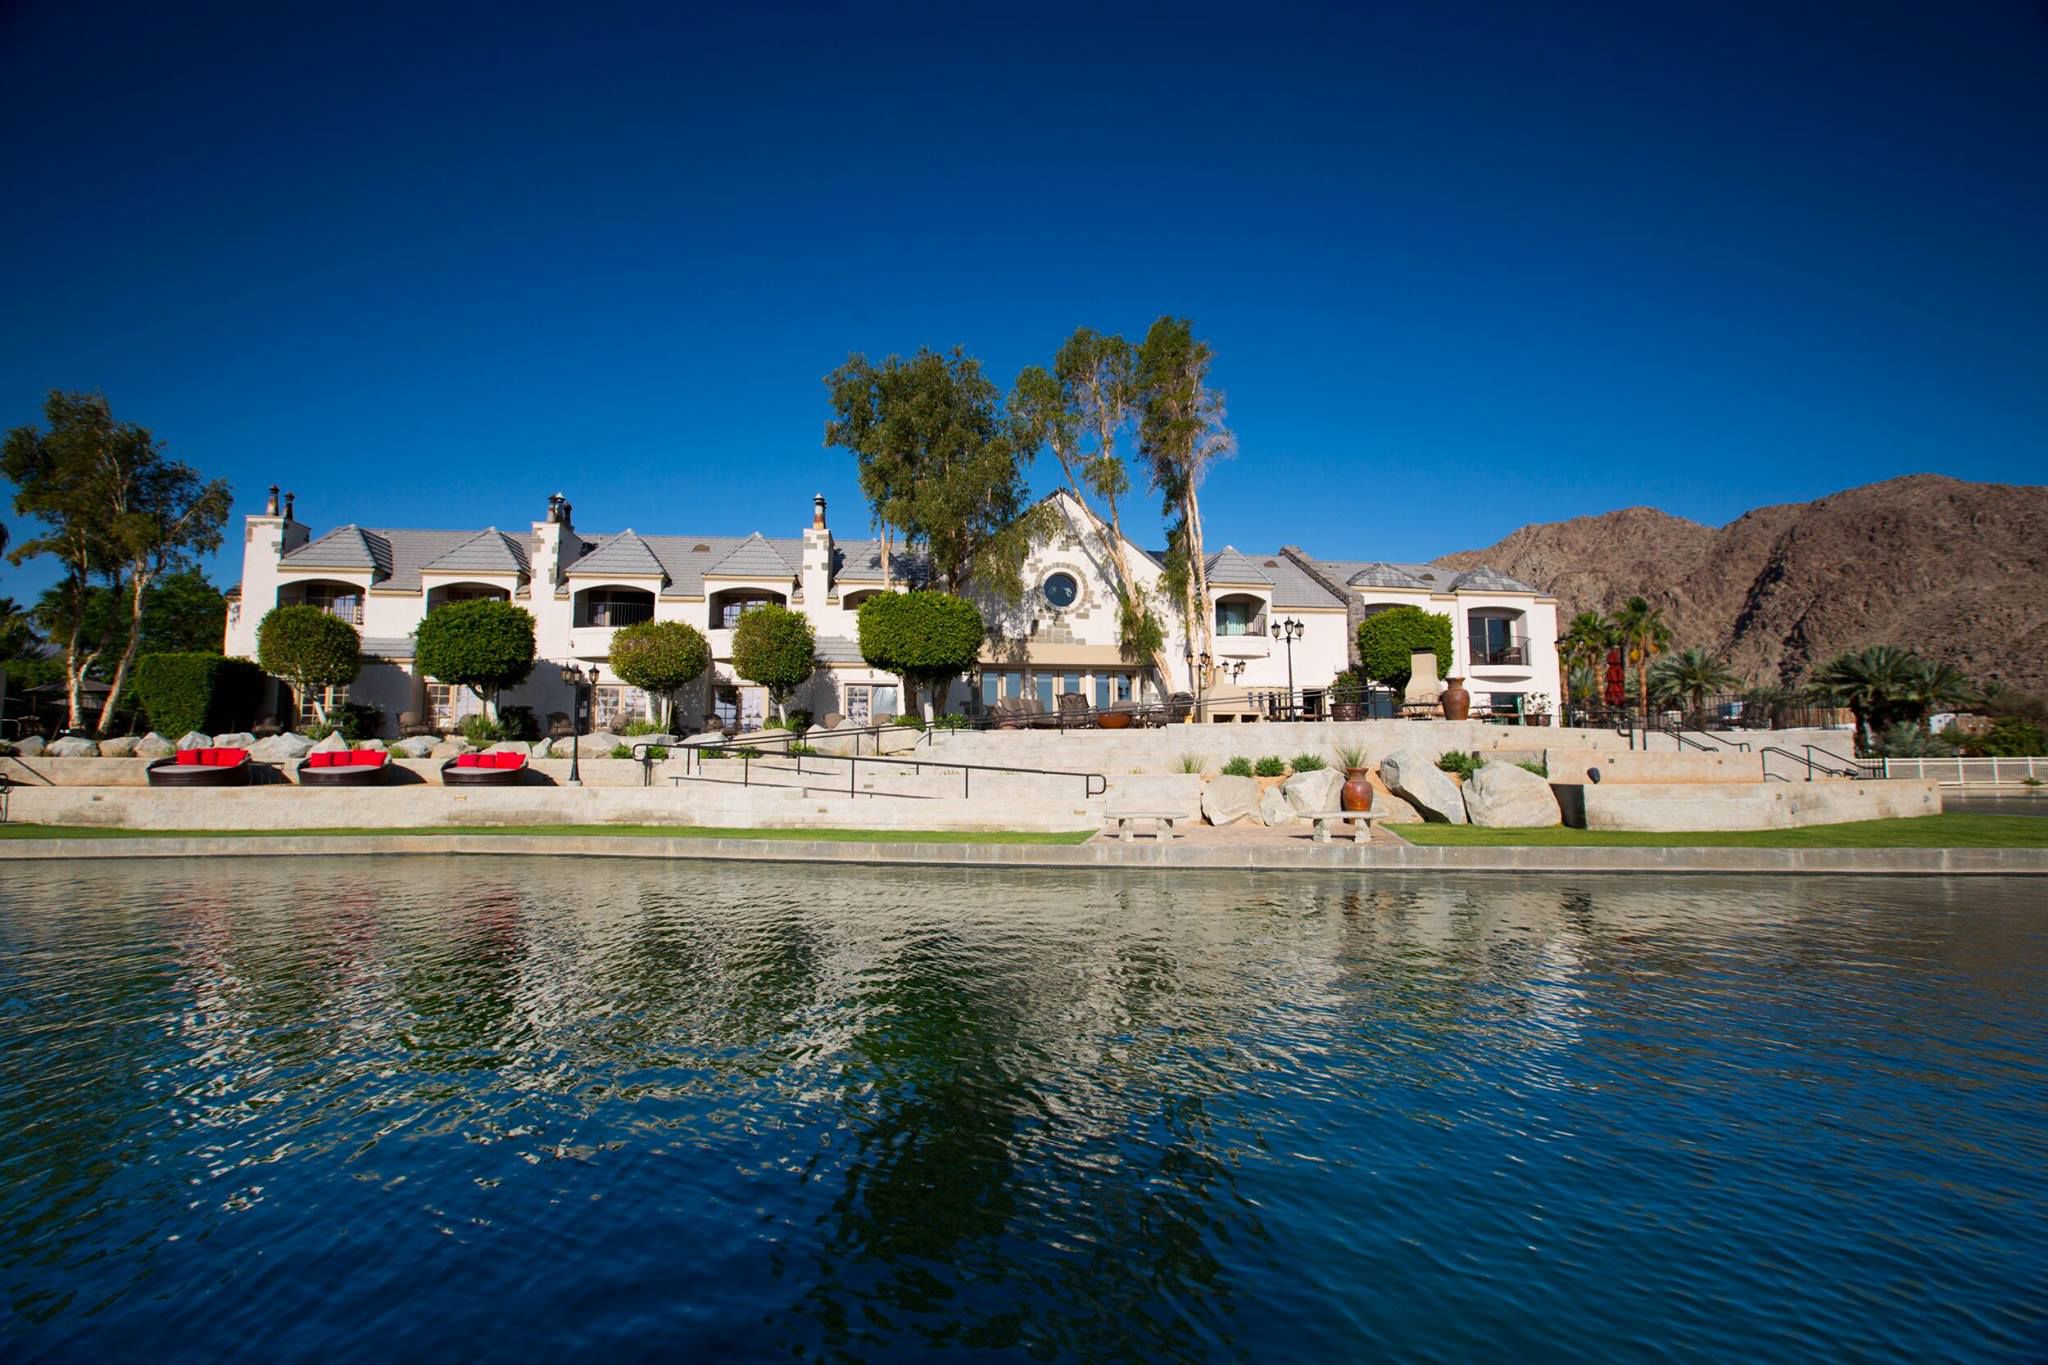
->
[1269,617,1304,719]
[558,662,599,786]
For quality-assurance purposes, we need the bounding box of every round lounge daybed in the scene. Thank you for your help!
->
[442,752,529,786]
[298,750,393,786]
[146,747,254,787]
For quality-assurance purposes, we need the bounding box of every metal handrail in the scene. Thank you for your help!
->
[635,729,1106,801]
[1757,744,1872,781]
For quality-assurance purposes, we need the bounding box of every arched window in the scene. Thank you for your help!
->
[279,579,364,625]
[577,587,656,628]
[1214,593,1265,637]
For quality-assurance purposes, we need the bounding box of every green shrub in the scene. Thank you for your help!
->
[786,741,818,756]
[608,619,711,728]
[889,713,926,730]
[784,709,813,733]
[1355,607,1452,690]
[131,652,266,737]
[415,600,537,719]
[1334,743,1369,771]
[1177,753,1207,774]
[621,719,668,736]
[1874,723,1955,759]
[1517,760,1549,778]
[1289,753,1327,772]
[609,743,633,759]
[1958,717,2045,757]
[1253,755,1286,777]
[331,701,384,742]
[301,721,336,741]
[496,705,539,742]
[731,603,817,720]
[459,714,506,746]
[255,606,361,722]
[760,717,791,731]
[931,713,971,731]
[855,591,985,717]
[1436,750,1484,779]
[1221,756,1255,778]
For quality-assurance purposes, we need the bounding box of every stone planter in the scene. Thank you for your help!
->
[1341,767,1375,811]
[1440,677,1471,722]
[1097,711,1134,730]
[1330,701,1362,722]
[1526,715,1552,727]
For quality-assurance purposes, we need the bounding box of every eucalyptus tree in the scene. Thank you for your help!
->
[1011,328,1169,679]
[3,391,230,733]
[823,347,1050,598]
[1136,318,1234,686]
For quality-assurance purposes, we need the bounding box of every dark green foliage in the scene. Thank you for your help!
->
[608,620,711,726]
[1253,755,1286,777]
[1872,722,1954,759]
[130,652,265,737]
[331,701,384,742]
[1954,717,2045,757]
[931,713,971,731]
[620,719,669,737]
[730,602,816,718]
[1220,756,1254,778]
[414,600,537,716]
[786,741,819,756]
[496,705,539,742]
[1517,760,1550,778]
[824,347,1053,597]
[1436,750,1484,779]
[255,605,361,720]
[1289,753,1326,772]
[856,591,984,715]
[608,744,633,759]
[888,713,926,729]
[1356,608,1453,689]
[459,714,506,746]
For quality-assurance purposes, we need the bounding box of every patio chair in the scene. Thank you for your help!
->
[1056,693,1093,730]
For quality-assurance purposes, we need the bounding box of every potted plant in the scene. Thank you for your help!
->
[1335,742,1374,811]
[1522,692,1553,727]
[1330,669,1366,723]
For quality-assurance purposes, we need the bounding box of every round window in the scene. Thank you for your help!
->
[1042,572,1079,609]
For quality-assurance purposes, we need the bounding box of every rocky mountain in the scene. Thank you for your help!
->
[1437,475,2048,692]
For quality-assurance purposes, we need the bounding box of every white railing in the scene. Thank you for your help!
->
[1880,756,2044,785]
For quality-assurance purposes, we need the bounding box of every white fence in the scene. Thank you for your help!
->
[1880,756,2045,786]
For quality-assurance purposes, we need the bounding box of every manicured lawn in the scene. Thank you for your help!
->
[0,824,1095,846]
[1391,815,2048,849]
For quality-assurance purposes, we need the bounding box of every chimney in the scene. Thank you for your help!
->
[801,493,834,606]
[812,493,827,530]
[265,485,280,516]
[546,492,565,524]
[283,491,296,521]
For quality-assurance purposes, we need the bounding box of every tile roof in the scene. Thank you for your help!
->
[814,635,865,664]
[630,536,802,597]
[831,539,928,585]
[1448,565,1540,593]
[422,528,530,576]
[281,525,392,579]
[566,530,669,581]
[361,636,417,659]
[1249,553,1345,609]
[704,531,800,579]
[1205,545,1272,585]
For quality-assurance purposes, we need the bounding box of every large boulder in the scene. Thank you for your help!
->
[133,732,175,759]
[486,740,536,756]
[1258,785,1296,827]
[97,735,142,757]
[250,732,316,763]
[809,724,862,758]
[1379,749,1468,824]
[1281,767,1343,815]
[212,732,257,749]
[353,737,387,751]
[11,735,46,757]
[428,739,473,759]
[1201,774,1261,826]
[47,735,100,757]
[310,731,350,753]
[389,735,437,758]
[1463,762,1562,828]
[175,731,212,751]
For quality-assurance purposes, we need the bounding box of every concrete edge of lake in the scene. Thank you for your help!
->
[3,834,2045,876]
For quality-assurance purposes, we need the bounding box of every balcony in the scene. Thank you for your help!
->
[1467,634,1530,667]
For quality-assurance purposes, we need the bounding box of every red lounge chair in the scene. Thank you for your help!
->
[297,749,393,786]
[441,751,529,786]
[145,747,255,787]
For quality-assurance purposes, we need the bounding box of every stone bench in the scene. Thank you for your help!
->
[1303,809,1385,845]
[1107,809,1182,843]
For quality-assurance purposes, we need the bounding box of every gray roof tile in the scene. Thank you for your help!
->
[1205,545,1272,585]
[831,539,927,585]
[281,525,392,579]
[814,635,865,664]
[361,636,416,659]
[1449,565,1540,593]
[566,530,669,582]
[704,532,800,580]
[422,528,530,576]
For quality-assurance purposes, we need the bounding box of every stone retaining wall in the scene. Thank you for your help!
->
[1553,777,1941,831]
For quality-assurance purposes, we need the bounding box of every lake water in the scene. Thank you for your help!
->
[2,860,2043,1362]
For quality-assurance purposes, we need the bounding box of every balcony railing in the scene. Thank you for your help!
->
[283,599,362,625]
[1467,635,1529,666]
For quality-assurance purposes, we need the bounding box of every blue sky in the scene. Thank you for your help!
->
[3,1,2045,600]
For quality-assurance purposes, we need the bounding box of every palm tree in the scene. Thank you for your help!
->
[1806,645,1919,753]
[1648,647,1741,726]
[1607,596,1672,724]
[1558,611,1613,720]
[1902,656,1978,731]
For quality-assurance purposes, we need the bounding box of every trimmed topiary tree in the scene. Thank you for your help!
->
[731,602,816,722]
[855,590,985,717]
[1356,607,1452,691]
[132,652,266,737]
[255,605,361,724]
[414,599,537,721]
[609,619,711,729]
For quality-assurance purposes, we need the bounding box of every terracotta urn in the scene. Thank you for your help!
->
[1097,711,1133,730]
[1341,767,1375,812]
[1440,677,1471,721]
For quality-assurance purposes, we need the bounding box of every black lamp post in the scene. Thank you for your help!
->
[559,662,598,786]
[1270,616,1304,718]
